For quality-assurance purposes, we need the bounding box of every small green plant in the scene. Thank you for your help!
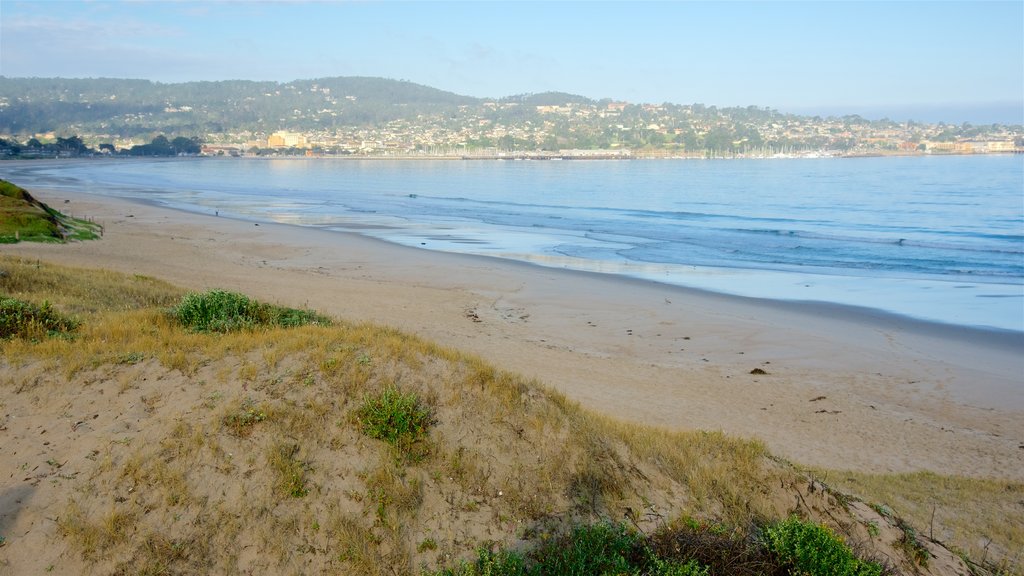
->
[652,558,711,576]
[117,351,146,365]
[171,289,329,332]
[764,516,883,576]
[418,537,438,553]
[870,503,893,520]
[866,521,880,538]
[356,387,433,460]
[0,297,79,339]
[896,520,930,567]
[432,547,527,576]
[222,401,268,436]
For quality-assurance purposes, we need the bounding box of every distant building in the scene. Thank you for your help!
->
[924,139,1015,154]
[267,131,307,148]
[201,145,242,157]
[978,140,1015,153]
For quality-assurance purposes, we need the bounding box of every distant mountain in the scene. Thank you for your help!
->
[0,76,480,136]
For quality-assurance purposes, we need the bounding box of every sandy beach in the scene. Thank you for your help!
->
[4,187,1023,481]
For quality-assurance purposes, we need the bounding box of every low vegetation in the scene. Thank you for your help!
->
[0,296,79,339]
[221,399,269,437]
[357,387,435,462]
[0,254,1015,575]
[0,178,101,243]
[434,516,888,576]
[172,289,330,332]
[764,516,883,576]
[434,520,710,576]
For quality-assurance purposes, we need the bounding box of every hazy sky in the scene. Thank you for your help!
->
[2,0,1022,123]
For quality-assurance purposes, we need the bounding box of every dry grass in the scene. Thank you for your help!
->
[0,255,183,313]
[58,501,136,561]
[816,469,1024,572]
[1,256,1010,574]
[268,441,312,498]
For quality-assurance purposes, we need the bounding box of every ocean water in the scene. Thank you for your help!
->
[5,155,1023,332]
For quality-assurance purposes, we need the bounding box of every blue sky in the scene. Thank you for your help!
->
[2,1,1022,123]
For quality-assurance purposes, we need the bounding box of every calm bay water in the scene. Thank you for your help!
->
[6,155,1023,331]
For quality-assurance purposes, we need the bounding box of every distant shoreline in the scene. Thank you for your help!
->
[5,149,1022,162]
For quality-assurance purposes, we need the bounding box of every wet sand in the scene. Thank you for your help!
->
[4,187,1022,480]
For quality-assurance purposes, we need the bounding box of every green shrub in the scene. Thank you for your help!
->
[171,289,329,332]
[896,520,930,567]
[433,548,527,576]
[429,521,712,576]
[528,521,643,575]
[356,387,433,460]
[0,297,79,339]
[764,516,883,576]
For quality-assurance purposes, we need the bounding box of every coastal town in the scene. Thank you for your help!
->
[228,100,1023,159]
[1,77,1022,159]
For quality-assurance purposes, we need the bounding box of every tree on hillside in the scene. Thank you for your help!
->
[125,134,199,156]
[0,138,21,155]
[55,136,89,154]
[704,127,735,155]
[171,136,202,155]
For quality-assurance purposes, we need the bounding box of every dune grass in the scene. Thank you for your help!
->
[0,255,183,313]
[1,255,1014,574]
[813,469,1024,573]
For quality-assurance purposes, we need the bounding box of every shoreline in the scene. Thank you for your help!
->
[88,203,1024,334]
[6,149,1022,162]
[7,156,1021,333]
[3,187,1022,480]
[38,177,1024,342]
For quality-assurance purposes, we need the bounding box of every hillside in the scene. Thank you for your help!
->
[0,179,101,243]
[0,76,482,137]
[1,76,1020,156]
[0,255,1002,575]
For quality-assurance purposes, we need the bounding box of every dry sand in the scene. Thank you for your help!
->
[4,188,1023,481]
